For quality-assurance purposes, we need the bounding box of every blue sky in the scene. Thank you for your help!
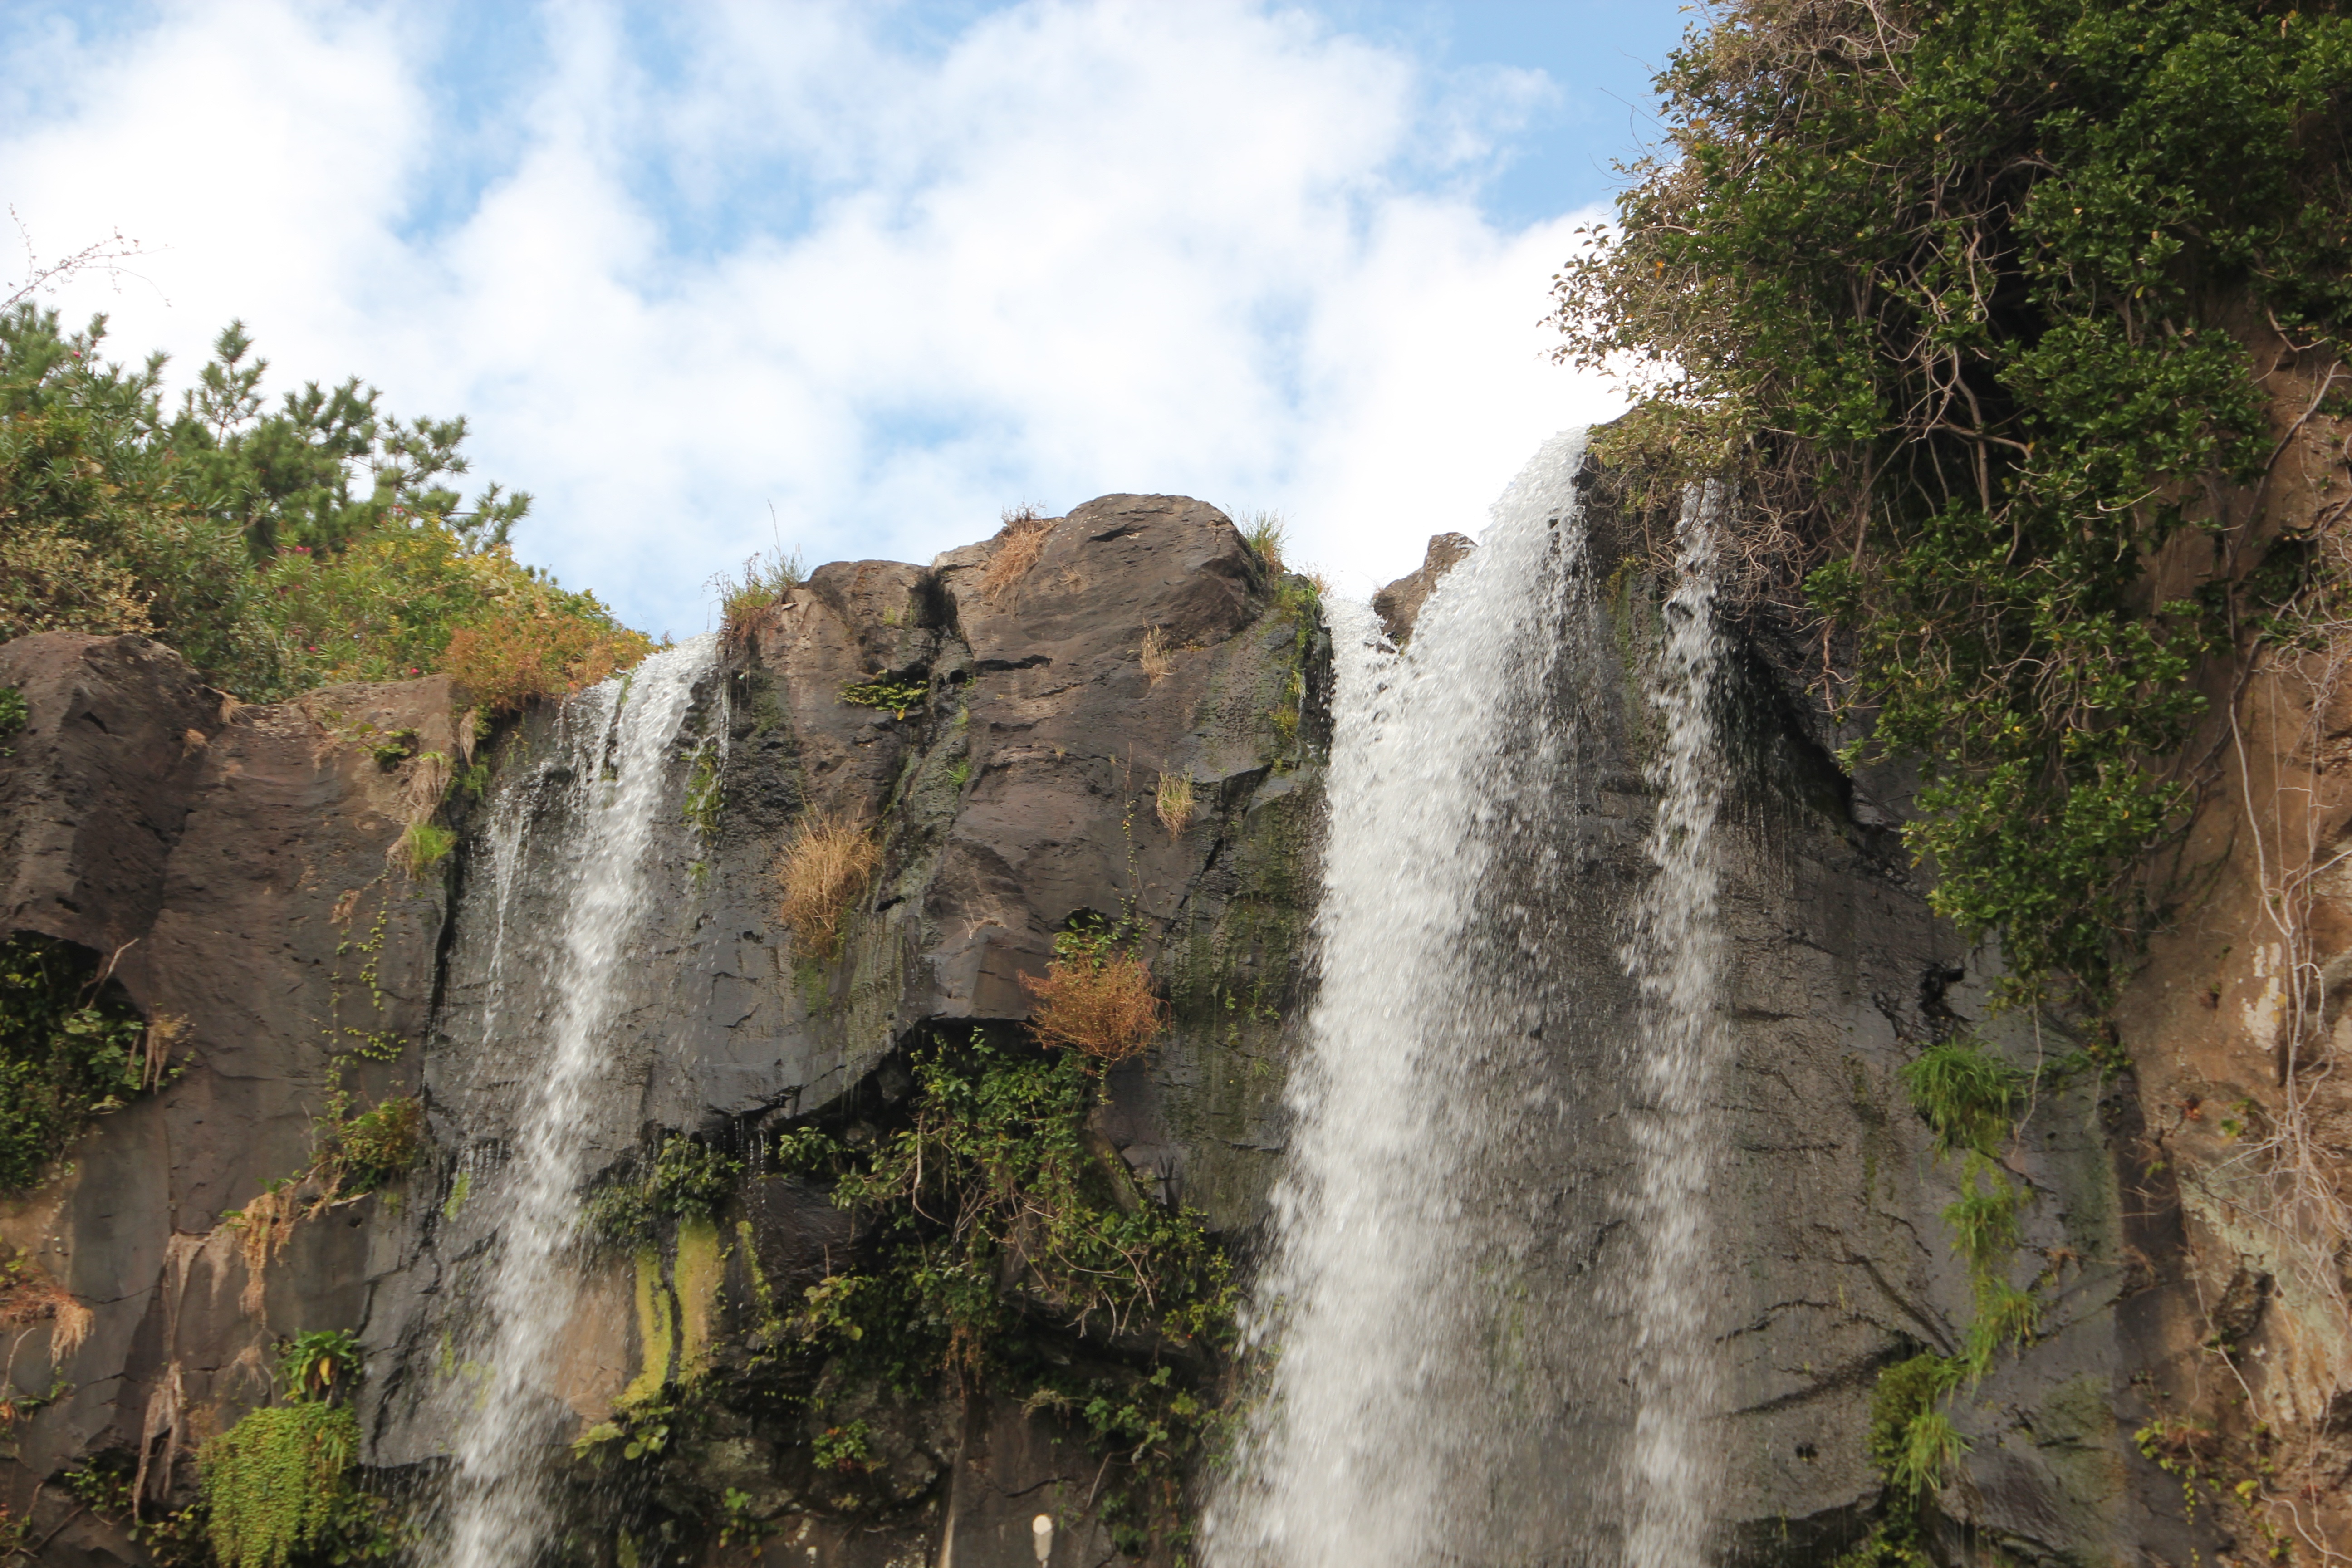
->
[2,1,1688,636]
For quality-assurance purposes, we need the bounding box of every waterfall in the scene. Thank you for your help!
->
[1617,483,1731,1568]
[431,634,719,1568]
[1207,443,1734,1567]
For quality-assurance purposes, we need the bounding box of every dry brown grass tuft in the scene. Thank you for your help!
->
[1155,773,1195,840]
[401,749,452,825]
[983,511,1055,603]
[0,1249,90,1361]
[231,1184,303,1317]
[1022,933,1168,1064]
[142,1013,186,1092]
[1139,625,1172,684]
[777,809,883,959]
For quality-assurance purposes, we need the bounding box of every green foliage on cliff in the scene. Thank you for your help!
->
[586,1133,745,1249]
[191,1331,399,1568]
[0,306,648,705]
[0,933,158,1190]
[773,1031,1235,1555]
[1557,0,2352,1008]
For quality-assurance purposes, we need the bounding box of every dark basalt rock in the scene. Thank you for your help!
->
[1370,529,1474,643]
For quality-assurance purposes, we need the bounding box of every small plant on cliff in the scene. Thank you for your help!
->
[277,1330,363,1400]
[310,1091,425,1200]
[982,510,1054,603]
[1021,921,1168,1065]
[387,819,456,879]
[585,1133,744,1250]
[776,808,882,960]
[1241,510,1287,575]
[0,686,24,754]
[713,541,806,641]
[838,674,929,718]
[1137,625,1174,685]
[0,933,158,1191]
[1898,1039,2023,1160]
[1154,772,1196,841]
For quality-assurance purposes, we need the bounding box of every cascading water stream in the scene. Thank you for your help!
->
[1207,430,1593,1568]
[1617,484,1732,1568]
[1208,441,1735,1567]
[433,634,719,1568]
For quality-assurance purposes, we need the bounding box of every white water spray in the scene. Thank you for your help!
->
[1618,483,1732,1568]
[1206,431,1591,1568]
[436,635,718,1568]
[1210,446,1736,1567]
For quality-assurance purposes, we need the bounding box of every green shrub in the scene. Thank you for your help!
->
[198,1401,359,1568]
[312,1093,425,1199]
[784,1030,1233,1555]
[1555,0,2352,1008]
[0,934,155,1190]
[1899,1039,2023,1159]
[0,686,24,755]
[585,1133,743,1249]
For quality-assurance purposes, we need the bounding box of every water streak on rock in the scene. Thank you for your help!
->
[1207,430,1595,1567]
[1619,482,1731,1568]
[436,635,719,1568]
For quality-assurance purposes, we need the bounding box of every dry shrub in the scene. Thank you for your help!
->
[230,1184,303,1316]
[0,1248,90,1362]
[438,612,653,714]
[1155,773,1195,840]
[983,512,1054,604]
[778,809,882,959]
[1139,626,1172,684]
[1022,931,1168,1064]
[142,1012,187,1092]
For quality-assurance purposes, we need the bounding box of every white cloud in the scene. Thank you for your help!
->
[4,0,1622,635]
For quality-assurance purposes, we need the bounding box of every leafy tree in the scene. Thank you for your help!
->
[1555,0,2352,1008]
[0,305,643,705]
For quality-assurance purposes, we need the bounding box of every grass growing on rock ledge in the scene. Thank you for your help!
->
[776,809,882,961]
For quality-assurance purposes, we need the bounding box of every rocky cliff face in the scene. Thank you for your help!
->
[0,472,2328,1568]
[0,496,1325,1568]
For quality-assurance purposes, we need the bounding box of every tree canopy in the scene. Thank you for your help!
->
[0,306,646,706]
